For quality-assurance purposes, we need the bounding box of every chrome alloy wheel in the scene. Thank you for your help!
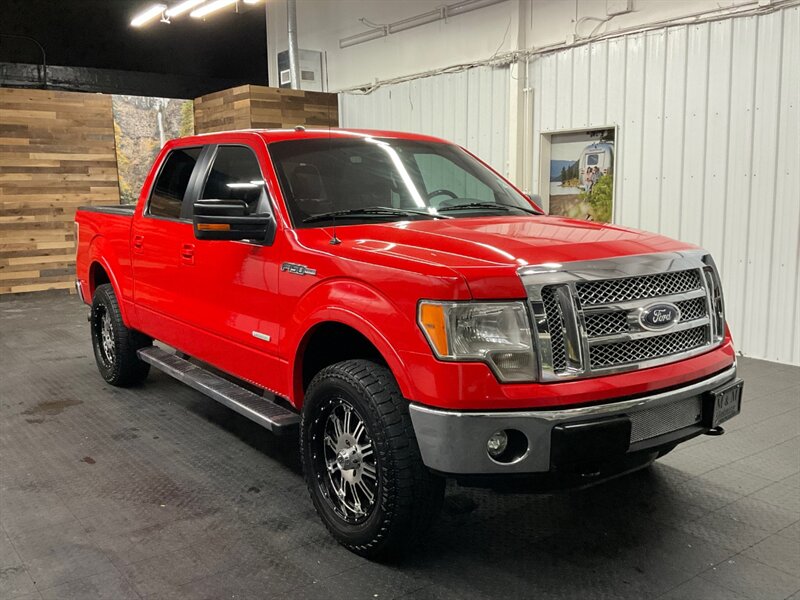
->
[95,307,115,366]
[312,398,378,523]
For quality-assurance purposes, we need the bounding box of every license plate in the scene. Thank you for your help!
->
[708,379,743,428]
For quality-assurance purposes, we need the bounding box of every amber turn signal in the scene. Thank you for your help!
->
[419,302,449,356]
[197,223,231,231]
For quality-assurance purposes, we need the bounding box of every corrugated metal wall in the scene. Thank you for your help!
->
[338,6,799,365]
[530,6,799,365]
[339,66,509,174]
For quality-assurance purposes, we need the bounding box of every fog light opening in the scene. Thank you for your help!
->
[486,429,529,464]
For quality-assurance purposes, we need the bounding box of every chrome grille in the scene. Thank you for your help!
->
[675,297,707,321]
[629,396,704,443]
[520,252,723,381]
[541,287,568,373]
[585,297,708,339]
[590,325,708,370]
[576,269,703,306]
[584,311,629,337]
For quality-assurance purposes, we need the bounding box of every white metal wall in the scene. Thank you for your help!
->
[339,66,510,175]
[530,7,800,365]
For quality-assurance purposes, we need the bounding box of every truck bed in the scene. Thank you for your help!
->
[77,205,136,217]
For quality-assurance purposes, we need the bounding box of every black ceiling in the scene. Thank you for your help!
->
[0,0,268,83]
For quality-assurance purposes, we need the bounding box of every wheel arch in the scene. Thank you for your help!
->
[86,236,130,325]
[291,313,413,409]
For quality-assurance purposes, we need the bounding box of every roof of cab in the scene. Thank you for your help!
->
[172,128,451,146]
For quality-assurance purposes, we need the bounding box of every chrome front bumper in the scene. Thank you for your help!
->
[409,365,738,475]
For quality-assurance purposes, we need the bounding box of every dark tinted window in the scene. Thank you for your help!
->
[148,147,201,219]
[269,138,534,227]
[200,146,267,214]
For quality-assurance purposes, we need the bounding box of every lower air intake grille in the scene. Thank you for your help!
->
[629,396,704,443]
[590,325,708,370]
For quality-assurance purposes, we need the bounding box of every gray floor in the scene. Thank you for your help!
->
[0,293,798,600]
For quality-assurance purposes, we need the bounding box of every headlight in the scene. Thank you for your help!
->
[418,301,537,382]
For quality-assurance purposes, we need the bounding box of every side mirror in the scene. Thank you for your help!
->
[193,199,275,243]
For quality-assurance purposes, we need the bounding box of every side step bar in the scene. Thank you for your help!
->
[137,346,300,434]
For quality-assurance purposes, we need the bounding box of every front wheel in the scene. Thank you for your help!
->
[301,360,445,559]
[90,283,151,387]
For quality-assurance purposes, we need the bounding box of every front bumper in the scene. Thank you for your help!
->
[409,365,739,475]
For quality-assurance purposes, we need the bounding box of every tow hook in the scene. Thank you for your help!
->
[705,426,725,436]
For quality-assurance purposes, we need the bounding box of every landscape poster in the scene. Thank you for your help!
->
[548,128,615,223]
[112,95,194,204]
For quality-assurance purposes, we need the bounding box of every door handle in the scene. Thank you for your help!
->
[133,235,144,253]
[180,243,195,265]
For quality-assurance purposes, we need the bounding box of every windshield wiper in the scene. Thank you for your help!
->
[303,206,448,224]
[437,201,540,214]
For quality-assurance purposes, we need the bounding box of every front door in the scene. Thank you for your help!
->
[180,143,285,387]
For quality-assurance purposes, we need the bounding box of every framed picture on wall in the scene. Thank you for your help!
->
[539,127,616,223]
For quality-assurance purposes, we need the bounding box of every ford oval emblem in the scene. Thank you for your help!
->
[639,302,681,331]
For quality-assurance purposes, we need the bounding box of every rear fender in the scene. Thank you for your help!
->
[87,235,131,326]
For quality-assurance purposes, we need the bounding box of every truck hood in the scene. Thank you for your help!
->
[299,215,697,298]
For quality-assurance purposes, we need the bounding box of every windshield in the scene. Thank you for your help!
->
[268,137,538,227]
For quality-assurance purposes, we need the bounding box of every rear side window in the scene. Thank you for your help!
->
[200,146,267,214]
[148,147,202,219]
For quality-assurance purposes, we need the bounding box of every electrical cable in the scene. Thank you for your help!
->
[339,0,799,95]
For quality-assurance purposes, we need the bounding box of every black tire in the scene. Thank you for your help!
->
[90,283,151,387]
[301,359,445,559]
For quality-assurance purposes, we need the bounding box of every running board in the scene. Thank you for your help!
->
[137,346,299,434]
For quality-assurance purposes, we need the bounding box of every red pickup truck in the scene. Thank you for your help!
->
[75,128,742,557]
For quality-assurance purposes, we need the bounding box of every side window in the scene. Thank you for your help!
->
[413,153,494,204]
[201,146,267,214]
[148,147,201,219]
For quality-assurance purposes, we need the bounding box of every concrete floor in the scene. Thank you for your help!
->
[0,293,798,600]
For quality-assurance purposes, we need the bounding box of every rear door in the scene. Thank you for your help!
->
[131,145,206,339]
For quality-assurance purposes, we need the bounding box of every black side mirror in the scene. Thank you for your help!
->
[193,199,276,243]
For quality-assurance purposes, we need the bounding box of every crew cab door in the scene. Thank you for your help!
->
[180,143,285,385]
[131,145,206,336]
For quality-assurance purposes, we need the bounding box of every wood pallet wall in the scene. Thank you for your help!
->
[194,85,338,133]
[0,88,120,295]
[0,84,336,296]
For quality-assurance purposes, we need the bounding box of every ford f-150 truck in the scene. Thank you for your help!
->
[75,128,742,558]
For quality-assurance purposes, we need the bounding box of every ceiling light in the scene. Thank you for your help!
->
[243,0,260,4]
[131,3,167,27]
[190,0,237,18]
[165,0,205,17]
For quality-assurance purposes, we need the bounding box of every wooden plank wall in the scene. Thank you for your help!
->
[194,85,338,133]
[0,88,119,295]
[0,84,336,296]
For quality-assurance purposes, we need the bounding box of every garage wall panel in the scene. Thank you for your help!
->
[339,66,510,176]
[0,87,119,295]
[529,6,800,364]
[768,7,800,366]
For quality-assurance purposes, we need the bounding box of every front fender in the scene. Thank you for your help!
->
[286,278,422,406]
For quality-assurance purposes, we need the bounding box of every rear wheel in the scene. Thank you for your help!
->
[90,283,151,386]
[301,359,444,559]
